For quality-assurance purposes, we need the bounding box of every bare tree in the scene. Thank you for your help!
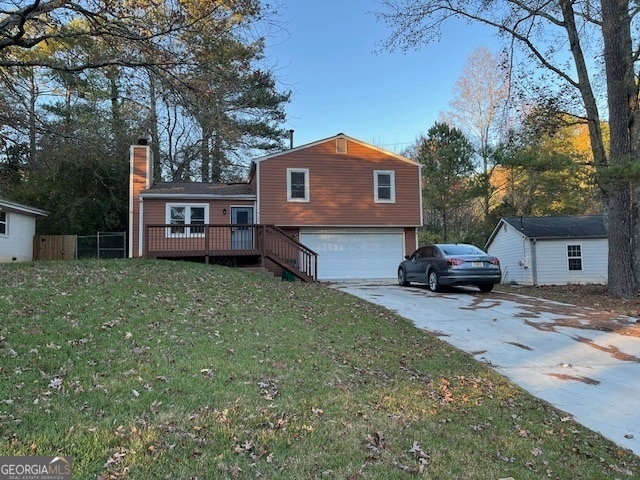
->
[440,46,512,217]
[378,0,638,298]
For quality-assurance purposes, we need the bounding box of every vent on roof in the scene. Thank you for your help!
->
[336,138,347,154]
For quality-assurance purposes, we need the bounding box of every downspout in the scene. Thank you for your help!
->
[128,145,135,258]
[531,238,538,286]
[255,161,260,224]
[138,198,144,258]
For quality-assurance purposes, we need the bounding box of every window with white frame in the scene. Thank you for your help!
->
[567,244,582,271]
[166,204,208,236]
[287,168,309,201]
[0,211,6,235]
[374,170,395,203]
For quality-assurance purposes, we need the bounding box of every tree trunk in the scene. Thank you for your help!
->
[148,72,162,181]
[201,131,211,182]
[28,70,37,165]
[600,0,636,298]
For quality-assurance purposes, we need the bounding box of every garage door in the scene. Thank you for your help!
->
[299,228,404,280]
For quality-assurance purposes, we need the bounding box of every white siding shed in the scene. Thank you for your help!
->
[486,216,607,286]
[0,199,48,262]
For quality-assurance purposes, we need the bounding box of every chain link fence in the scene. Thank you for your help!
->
[76,232,126,259]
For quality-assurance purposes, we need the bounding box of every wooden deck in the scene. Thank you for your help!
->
[143,224,317,282]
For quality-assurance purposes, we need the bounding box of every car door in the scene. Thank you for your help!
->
[405,247,428,282]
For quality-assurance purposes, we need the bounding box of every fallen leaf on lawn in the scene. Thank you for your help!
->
[150,400,162,414]
[408,441,422,454]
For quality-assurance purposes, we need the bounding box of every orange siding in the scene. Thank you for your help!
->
[258,139,421,226]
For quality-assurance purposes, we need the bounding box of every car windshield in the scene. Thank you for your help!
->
[440,244,484,256]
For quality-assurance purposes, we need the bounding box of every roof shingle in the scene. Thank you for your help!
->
[502,215,607,239]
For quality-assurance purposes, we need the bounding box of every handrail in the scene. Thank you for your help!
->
[260,225,318,281]
[143,224,317,281]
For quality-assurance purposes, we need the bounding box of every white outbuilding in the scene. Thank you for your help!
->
[0,198,48,262]
[485,215,608,286]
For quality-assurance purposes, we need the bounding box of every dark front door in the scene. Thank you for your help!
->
[231,207,254,250]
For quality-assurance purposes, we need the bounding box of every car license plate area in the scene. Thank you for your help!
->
[472,261,484,268]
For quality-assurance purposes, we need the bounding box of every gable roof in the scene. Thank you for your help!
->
[141,182,255,199]
[0,198,48,217]
[247,132,420,181]
[501,215,607,240]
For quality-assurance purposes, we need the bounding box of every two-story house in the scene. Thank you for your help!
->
[129,133,423,281]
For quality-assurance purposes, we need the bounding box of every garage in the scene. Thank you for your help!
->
[299,228,405,280]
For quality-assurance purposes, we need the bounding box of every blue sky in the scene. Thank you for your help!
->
[265,1,501,153]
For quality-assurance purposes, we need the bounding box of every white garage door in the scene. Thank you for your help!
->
[299,228,404,280]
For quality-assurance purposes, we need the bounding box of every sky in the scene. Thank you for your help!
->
[264,1,501,154]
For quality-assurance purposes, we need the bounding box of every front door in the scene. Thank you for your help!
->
[231,207,254,250]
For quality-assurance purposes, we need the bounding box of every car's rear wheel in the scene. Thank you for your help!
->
[478,284,494,293]
[398,268,410,286]
[427,270,441,292]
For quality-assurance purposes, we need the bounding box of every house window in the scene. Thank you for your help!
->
[374,170,395,203]
[0,211,6,235]
[567,244,582,271]
[287,168,309,202]
[166,204,208,236]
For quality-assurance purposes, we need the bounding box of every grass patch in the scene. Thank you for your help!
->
[1,260,637,479]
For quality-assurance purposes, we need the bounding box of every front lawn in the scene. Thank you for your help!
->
[1,260,636,479]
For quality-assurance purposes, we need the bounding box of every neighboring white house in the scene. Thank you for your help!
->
[0,198,48,262]
[485,215,608,286]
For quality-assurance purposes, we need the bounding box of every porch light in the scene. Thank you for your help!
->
[223,208,227,215]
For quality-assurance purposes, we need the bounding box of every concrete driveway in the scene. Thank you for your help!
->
[332,280,640,457]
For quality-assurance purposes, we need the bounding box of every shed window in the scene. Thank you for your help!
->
[567,244,582,271]
[374,170,395,203]
[166,204,208,236]
[0,211,6,235]
[287,168,309,201]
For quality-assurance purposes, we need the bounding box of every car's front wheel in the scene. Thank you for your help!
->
[398,267,410,286]
[427,270,441,292]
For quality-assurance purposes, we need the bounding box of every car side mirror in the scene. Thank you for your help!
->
[405,255,411,260]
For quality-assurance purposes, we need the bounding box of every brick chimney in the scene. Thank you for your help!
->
[129,141,153,258]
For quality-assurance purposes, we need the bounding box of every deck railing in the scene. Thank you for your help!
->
[143,224,317,281]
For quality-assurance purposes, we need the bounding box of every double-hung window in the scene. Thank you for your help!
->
[567,244,582,271]
[0,211,6,235]
[374,170,395,203]
[287,168,309,202]
[167,204,208,236]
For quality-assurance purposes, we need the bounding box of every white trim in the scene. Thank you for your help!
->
[0,199,47,217]
[300,227,403,234]
[140,193,255,200]
[374,170,396,203]
[0,210,7,237]
[165,203,210,237]
[566,242,583,271]
[287,168,310,202]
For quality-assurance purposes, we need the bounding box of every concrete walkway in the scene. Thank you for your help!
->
[332,281,640,456]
